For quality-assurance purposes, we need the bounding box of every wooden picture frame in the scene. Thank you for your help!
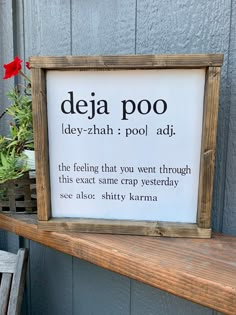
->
[30,54,223,238]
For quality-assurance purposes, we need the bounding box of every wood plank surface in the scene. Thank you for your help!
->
[29,54,223,69]
[197,67,221,228]
[8,249,28,315]
[0,213,235,315]
[38,219,211,238]
[0,273,12,314]
[31,68,51,221]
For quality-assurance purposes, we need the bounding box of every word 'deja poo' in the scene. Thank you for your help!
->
[60,91,168,120]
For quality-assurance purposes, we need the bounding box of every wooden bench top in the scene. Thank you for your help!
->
[0,212,235,315]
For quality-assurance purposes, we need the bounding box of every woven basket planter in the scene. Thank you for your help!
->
[0,172,36,213]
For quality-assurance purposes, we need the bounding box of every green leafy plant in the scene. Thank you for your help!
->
[0,56,33,184]
[0,150,28,184]
[5,86,34,152]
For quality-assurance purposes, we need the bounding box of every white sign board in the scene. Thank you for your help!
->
[31,54,223,237]
[46,69,205,222]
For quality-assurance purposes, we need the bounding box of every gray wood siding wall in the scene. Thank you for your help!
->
[0,1,235,314]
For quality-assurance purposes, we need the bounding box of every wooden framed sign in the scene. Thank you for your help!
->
[30,54,223,237]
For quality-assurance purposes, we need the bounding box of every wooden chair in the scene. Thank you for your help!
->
[0,248,28,315]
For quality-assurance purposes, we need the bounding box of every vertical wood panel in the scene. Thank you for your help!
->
[131,280,213,315]
[23,0,71,56]
[29,242,72,315]
[73,259,130,315]
[136,0,230,54]
[0,0,14,135]
[12,0,25,62]
[71,0,136,55]
[0,230,7,251]
[1,231,19,254]
[222,0,236,236]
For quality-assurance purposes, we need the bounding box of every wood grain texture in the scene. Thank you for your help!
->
[38,219,211,238]
[0,250,16,273]
[198,67,221,228]
[0,213,236,315]
[8,248,28,315]
[29,54,223,69]
[0,273,12,315]
[0,248,28,315]
[31,68,51,221]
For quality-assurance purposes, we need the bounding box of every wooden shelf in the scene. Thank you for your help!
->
[0,213,235,315]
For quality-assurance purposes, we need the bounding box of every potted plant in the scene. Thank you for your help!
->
[0,56,36,212]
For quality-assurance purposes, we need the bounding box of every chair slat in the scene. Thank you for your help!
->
[0,251,16,273]
[7,249,28,315]
[0,249,28,315]
[0,273,12,315]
